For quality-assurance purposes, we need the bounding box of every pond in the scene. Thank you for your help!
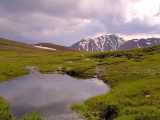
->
[0,70,110,120]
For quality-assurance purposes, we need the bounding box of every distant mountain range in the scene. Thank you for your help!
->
[1,35,160,53]
[119,38,160,50]
[71,34,160,52]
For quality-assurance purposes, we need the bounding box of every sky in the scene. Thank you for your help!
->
[0,0,160,46]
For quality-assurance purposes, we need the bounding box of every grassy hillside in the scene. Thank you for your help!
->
[0,38,95,82]
[0,38,160,120]
[73,46,160,120]
[35,43,75,51]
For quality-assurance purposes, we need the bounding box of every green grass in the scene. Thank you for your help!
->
[0,97,42,120]
[0,38,96,81]
[0,96,43,120]
[72,46,160,120]
[0,38,96,120]
[1,38,160,120]
[21,112,42,120]
[0,97,13,120]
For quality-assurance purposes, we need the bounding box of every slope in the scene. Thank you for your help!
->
[72,46,160,120]
[1,38,160,120]
[35,43,75,51]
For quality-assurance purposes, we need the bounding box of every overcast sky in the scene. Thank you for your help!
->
[0,0,160,45]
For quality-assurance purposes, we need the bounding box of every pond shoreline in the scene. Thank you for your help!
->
[0,68,110,120]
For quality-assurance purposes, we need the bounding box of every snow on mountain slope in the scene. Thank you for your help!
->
[71,34,125,52]
[71,34,160,52]
[119,38,160,50]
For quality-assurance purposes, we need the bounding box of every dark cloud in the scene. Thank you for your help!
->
[0,0,78,16]
[99,18,160,35]
[0,0,160,45]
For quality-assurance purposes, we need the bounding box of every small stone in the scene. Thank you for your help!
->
[145,94,151,98]
[68,61,73,63]
[85,58,90,61]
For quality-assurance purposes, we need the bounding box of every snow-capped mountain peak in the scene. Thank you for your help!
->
[71,34,125,52]
[71,34,160,52]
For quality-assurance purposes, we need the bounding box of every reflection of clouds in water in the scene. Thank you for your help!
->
[93,79,107,86]
[0,73,109,120]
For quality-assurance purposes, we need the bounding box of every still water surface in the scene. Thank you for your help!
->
[0,71,109,120]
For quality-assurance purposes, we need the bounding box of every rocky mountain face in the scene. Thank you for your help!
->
[119,38,160,50]
[71,34,160,52]
[71,34,125,52]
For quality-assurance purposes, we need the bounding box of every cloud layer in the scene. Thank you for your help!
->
[0,0,160,45]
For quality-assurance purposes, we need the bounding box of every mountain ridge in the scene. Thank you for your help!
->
[119,38,160,50]
[71,34,160,52]
[71,34,125,52]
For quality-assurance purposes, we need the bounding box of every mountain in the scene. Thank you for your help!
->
[35,43,75,51]
[71,34,125,52]
[71,34,160,52]
[119,38,160,50]
[0,38,74,52]
[0,37,37,51]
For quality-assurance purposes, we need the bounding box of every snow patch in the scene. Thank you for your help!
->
[134,39,139,42]
[34,45,56,51]
[146,42,152,45]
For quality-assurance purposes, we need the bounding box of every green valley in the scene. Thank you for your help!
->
[0,38,160,120]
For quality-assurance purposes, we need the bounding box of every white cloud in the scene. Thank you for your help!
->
[126,0,160,25]
[0,0,160,45]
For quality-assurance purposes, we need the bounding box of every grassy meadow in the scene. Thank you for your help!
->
[0,38,160,120]
[72,47,160,120]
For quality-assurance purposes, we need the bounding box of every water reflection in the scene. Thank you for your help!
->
[0,72,110,120]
